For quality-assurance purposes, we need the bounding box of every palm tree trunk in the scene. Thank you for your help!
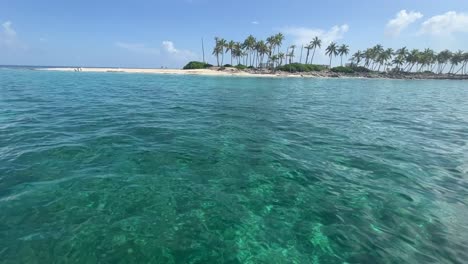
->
[299,45,303,64]
[311,48,316,64]
[449,64,455,74]
[418,64,425,72]
[305,50,310,64]
[455,62,467,75]
[340,55,343,66]
[329,55,332,68]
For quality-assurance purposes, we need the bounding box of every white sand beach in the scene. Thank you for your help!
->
[39,67,308,78]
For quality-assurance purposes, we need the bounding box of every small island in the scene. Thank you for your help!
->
[183,34,468,80]
[42,34,468,80]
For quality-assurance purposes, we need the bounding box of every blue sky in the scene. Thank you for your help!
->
[1,0,468,68]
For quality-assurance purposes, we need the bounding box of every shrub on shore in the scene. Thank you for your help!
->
[331,66,355,74]
[276,63,327,72]
[183,61,213,70]
[351,66,371,73]
[223,64,232,67]
[235,64,248,70]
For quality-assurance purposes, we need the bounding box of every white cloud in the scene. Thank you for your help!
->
[420,11,468,36]
[282,24,349,46]
[0,21,25,49]
[162,41,178,54]
[252,21,259,25]
[115,40,197,67]
[386,10,423,37]
[115,42,160,55]
[161,40,197,59]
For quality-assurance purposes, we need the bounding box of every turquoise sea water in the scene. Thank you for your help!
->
[1,68,467,263]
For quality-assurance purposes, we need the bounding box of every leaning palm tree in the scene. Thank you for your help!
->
[396,47,408,58]
[436,50,452,74]
[325,42,338,68]
[338,44,350,66]
[392,55,405,71]
[377,48,393,72]
[350,50,363,66]
[453,51,468,75]
[368,44,384,70]
[461,52,468,75]
[310,36,322,64]
[363,48,374,68]
[448,50,463,74]
[405,49,420,72]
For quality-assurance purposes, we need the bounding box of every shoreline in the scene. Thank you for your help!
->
[37,67,468,80]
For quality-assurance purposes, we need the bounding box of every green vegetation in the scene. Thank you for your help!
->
[183,61,212,70]
[206,34,468,75]
[234,64,248,70]
[331,66,354,74]
[277,63,327,72]
[352,66,371,73]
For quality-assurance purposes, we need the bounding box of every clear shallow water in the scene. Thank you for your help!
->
[1,69,467,263]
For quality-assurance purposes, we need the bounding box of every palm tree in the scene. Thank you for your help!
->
[338,44,350,66]
[213,37,223,66]
[270,54,279,69]
[405,49,420,72]
[436,50,452,74]
[363,48,373,68]
[370,44,384,70]
[396,47,408,58]
[256,40,269,67]
[450,50,464,74]
[289,45,296,64]
[325,42,338,68]
[275,33,285,57]
[243,35,257,67]
[350,50,363,66]
[266,35,276,65]
[232,42,243,65]
[392,56,405,71]
[461,52,468,75]
[278,52,285,67]
[455,52,468,74]
[377,48,393,72]
[226,40,235,66]
[310,36,322,64]
[217,38,227,65]
[448,50,463,74]
[304,43,312,64]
